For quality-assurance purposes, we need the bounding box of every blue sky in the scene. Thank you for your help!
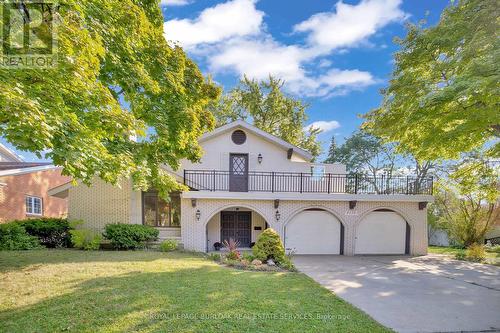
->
[3,0,450,161]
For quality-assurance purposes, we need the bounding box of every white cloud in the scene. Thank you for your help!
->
[209,38,309,82]
[164,0,406,98]
[160,0,191,6]
[208,38,375,97]
[307,68,377,97]
[294,0,406,51]
[304,120,341,133]
[163,0,264,48]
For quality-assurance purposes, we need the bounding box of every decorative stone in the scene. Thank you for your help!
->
[241,259,250,266]
[251,259,262,266]
[267,259,276,266]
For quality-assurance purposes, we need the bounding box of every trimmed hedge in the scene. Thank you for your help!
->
[103,224,159,250]
[252,228,286,264]
[19,218,72,248]
[0,223,41,250]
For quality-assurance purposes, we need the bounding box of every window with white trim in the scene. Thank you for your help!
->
[26,196,43,215]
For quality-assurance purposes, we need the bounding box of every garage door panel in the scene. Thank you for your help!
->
[285,211,341,255]
[355,211,407,254]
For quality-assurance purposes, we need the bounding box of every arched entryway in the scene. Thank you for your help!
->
[355,209,410,255]
[205,206,268,252]
[284,208,344,255]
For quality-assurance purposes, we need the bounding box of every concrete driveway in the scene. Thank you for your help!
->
[294,254,500,333]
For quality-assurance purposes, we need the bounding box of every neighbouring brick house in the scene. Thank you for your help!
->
[0,143,70,222]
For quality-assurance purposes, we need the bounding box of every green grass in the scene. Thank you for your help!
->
[428,246,500,265]
[0,250,389,333]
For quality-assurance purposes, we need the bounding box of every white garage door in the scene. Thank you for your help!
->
[355,211,408,254]
[285,210,341,254]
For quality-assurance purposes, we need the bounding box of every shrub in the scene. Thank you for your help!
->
[222,238,240,260]
[103,224,159,250]
[160,239,178,252]
[226,250,240,260]
[454,251,466,261]
[278,256,296,271]
[252,228,286,264]
[242,253,255,262]
[17,218,72,248]
[465,244,486,262]
[70,229,102,250]
[207,253,222,262]
[485,244,500,254]
[0,223,41,250]
[224,259,240,267]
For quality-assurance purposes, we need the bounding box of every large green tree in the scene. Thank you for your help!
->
[363,0,499,160]
[324,131,399,176]
[325,130,435,193]
[431,154,499,247]
[210,75,322,158]
[0,1,219,197]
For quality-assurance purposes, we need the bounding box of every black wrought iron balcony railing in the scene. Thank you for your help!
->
[183,170,433,195]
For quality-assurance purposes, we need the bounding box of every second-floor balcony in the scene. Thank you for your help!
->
[183,170,433,195]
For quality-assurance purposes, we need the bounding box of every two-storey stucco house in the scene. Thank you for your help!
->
[49,120,433,255]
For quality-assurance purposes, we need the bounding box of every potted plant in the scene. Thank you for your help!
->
[213,242,222,251]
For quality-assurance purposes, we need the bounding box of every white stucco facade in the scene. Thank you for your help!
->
[52,120,432,256]
[179,120,345,176]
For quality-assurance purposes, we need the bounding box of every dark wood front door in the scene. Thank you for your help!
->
[229,153,248,192]
[221,211,251,247]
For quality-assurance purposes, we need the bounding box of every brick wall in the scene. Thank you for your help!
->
[63,180,428,255]
[67,179,131,231]
[0,169,70,222]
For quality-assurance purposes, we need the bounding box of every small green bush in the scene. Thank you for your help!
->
[159,239,178,252]
[70,229,102,250]
[465,244,486,262]
[278,256,296,271]
[15,218,72,248]
[252,228,286,264]
[0,223,41,250]
[454,251,466,260]
[103,224,159,250]
[242,253,255,262]
[207,253,222,262]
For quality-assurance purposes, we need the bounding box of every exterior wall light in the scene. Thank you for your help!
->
[191,198,197,207]
[195,209,201,221]
[275,210,281,221]
[274,199,280,209]
[257,153,263,164]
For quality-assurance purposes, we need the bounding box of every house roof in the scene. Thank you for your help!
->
[0,143,23,162]
[199,120,313,161]
[47,181,73,198]
[0,162,52,171]
[0,163,59,177]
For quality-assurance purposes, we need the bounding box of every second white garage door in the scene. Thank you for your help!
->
[355,211,408,254]
[285,210,342,254]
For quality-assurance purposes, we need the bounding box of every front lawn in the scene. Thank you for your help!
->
[0,250,389,333]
